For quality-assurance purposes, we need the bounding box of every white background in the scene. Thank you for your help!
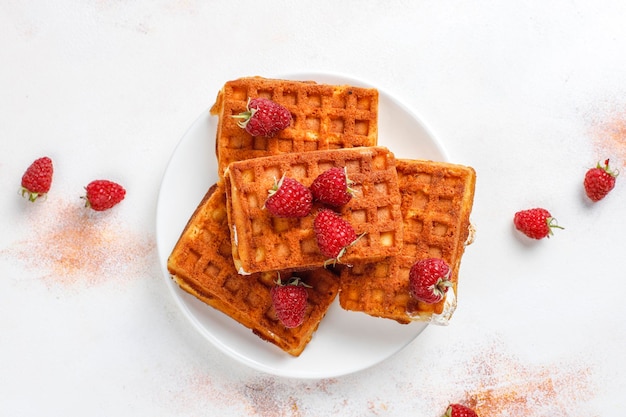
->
[2,1,625,416]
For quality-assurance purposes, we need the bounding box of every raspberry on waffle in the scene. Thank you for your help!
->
[339,159,476,325]
[210,76,379,177]
[167,183,340,356]
[224,146,403,275]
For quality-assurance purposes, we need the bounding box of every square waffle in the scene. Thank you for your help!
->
[339,159,476,325]
[224,146,403,275]
[210,76,379,177]
[167,183,340,356]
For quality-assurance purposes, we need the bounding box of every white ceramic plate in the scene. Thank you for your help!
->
[156,72,449,379]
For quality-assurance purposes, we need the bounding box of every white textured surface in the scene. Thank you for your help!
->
[2,1,626,415]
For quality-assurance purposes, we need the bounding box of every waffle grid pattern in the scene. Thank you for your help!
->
[225,147,403,274]
[339,159,476,325]
[212,77,379,176]
[167,184,340,356]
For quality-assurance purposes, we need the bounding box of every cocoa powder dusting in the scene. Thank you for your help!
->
[3,198,155,287]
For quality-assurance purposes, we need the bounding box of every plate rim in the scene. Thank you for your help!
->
[155,72,449,379]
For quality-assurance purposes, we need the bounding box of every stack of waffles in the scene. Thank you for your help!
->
[167,76,476,356]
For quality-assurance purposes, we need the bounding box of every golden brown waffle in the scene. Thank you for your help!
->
[210,76,379,177]
[224,146,403,274]
[167,183,340,356]
[339,159,476,325]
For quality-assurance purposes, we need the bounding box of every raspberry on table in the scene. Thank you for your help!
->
[83,180,126,211]
[513,207,563,240]
[584,158,618,202]
[21,156,54,202]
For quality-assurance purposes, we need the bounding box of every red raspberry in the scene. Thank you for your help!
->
[442,403,478,417]
[232,97,292,137]
[513,207,563,239]
[409,258,452,304]
[310,167,354,207]
[264,175,312,218]
[83,180,126,211]
[584,158,618,202]
[313,209,361,263]
[21,156,53,202]
[270,276,310,328]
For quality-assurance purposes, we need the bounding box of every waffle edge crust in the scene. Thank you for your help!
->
[210,76,379,178]
[167,183,340,356]
[339,159,476,325]
[224,146,404,275]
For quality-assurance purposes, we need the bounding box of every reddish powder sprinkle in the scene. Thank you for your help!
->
[367,399,389,414]
[166,372,341,417]
[588,107,626,168]
[242,379,303,417]
[4,198,155,287]
[160,339,595,416]
[237,377,341,416]
[166,371,227,415]
[459,342,595,417]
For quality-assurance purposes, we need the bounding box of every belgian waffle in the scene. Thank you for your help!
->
[224,146,403,274]
[167,183,340,356]
[339,159,476,325]
[210,76,379,177]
